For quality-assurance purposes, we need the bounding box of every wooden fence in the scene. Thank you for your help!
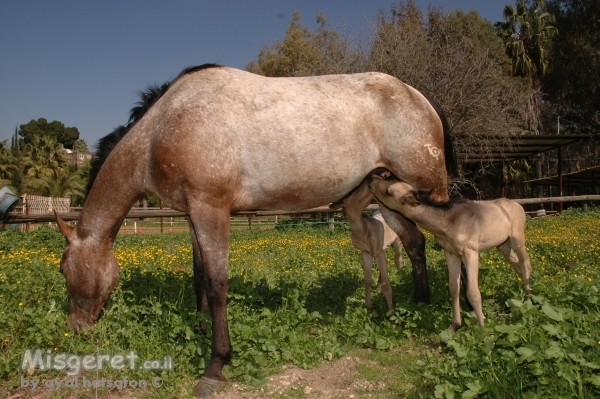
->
[3,195,599,233]
[14,194,71,231]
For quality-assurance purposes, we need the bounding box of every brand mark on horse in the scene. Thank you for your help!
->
[424,144,442,160]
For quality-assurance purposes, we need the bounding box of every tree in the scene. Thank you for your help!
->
[0,141,15,188]
[246,11,365,77]
[27,168,85,199]
[23,135,68,179]
[73,139,89,152]
[544,0,600,131]
[369,3,530,177]
[18,118,80,149]
[495,0,558,134]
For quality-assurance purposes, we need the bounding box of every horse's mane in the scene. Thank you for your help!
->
[421,94,458,179]
[86,63,222,195]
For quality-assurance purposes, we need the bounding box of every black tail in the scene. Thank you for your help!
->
[422,94,459,179]
[85,63,222,196]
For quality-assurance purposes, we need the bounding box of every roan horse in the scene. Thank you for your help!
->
[55,64,456,396]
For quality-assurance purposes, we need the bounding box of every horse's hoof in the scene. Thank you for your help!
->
[193,376,226,397]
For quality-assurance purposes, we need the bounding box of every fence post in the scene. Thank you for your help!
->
[160,200,164,233]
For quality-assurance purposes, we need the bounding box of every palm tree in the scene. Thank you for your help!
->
[0,141,15,188]
[27,169,85,199]
[495,0,558,134]
[23,135,68,179]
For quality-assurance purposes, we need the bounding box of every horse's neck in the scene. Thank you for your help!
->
[407,204,454,237]
[78,148,146,242]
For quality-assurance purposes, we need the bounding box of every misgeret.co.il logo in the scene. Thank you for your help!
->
[21,348,173,376]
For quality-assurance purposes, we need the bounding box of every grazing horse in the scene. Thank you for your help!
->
[56,64,456,397]
[369,176,532,331]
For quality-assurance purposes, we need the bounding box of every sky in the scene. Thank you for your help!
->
[0,1,510,149]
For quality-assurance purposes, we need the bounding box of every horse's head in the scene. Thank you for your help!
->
[56,216,119,332]
[368,175,420,211]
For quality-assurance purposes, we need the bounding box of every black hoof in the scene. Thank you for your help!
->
[193,376,226,397]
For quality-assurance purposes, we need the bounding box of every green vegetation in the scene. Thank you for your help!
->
[1,208,599,398]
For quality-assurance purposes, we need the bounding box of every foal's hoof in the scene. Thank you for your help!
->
[193,376,226,397]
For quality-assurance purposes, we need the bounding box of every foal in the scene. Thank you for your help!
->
[331,182,403,310]
[369,176,532,331]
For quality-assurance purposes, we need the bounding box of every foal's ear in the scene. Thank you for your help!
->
[415,189,434,204]
[55,213,76,242]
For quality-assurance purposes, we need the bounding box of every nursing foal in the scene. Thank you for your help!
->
[331,182,403,310]
[369,176,532,331]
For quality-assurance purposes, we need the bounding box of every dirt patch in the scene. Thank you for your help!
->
[214,356,384,399]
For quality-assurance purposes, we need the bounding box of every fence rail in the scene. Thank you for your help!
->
[3,195,599,232]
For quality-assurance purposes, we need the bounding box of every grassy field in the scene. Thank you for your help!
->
[0,208,599,398]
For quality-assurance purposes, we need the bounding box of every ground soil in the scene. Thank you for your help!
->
[2,355,384,399]
[213,355,382,399]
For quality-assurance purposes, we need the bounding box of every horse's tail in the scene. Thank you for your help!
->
[86,63,222,195]
[423,94,459,179]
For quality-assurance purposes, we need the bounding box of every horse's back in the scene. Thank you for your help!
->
[143,67,448,211]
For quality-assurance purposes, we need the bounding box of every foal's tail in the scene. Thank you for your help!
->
[423,94,459,179]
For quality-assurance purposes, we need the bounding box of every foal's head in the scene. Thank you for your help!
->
[56,217,119,331]
[369,176,420,212]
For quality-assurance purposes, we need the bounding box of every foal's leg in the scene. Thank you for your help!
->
[378,202,430,304]
[445,251,463,331]
[392,238,403,270]
[373,249,393,310]
[188,205,231,396]
[462,249,485,327]
[499,238,532,297]
[362,251,374,309]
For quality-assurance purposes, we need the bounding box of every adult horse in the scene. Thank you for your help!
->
[56,64,456,396]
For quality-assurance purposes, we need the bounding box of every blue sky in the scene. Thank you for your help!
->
[0,1,510,148]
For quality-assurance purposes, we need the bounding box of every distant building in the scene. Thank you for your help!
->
[64,149,93,167]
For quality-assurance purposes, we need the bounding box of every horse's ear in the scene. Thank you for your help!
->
[415,189,434,204]
[55,213,76,241]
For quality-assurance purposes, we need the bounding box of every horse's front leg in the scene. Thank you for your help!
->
[462,249,485,327]
[377,202,430,304]
[188,205,231,397]
[445,251,462,331]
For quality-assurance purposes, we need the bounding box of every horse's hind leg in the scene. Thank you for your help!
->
[498,238,532,297]
[188,217,209,332]
[377,202,430,304]
[188,205,231,396]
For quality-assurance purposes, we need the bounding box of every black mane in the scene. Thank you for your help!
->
[86,63,222,195]
[421,93,458,179]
